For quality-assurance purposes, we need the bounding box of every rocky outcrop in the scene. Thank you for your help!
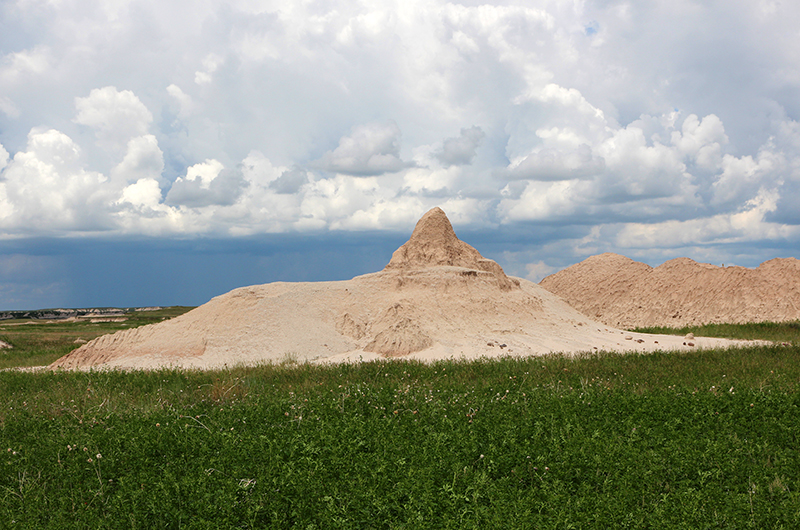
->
[540,253,800,328]
[49,209,755,371]
[0,308,136,321]
[385,207,519,291]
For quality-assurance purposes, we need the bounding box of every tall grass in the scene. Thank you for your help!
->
[2,342,800,527]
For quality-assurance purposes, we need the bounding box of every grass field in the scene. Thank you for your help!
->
[633,321,800,343]
[1,317,799,528]
[0,307,194,369]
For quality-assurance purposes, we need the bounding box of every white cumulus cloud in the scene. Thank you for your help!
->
[0,0,798,273]
[74,87,153,152]
[110,135,165,187]
[437,126,485,166]
[166,159,248,207]
[0,129,108,233]
[317,121,409,176]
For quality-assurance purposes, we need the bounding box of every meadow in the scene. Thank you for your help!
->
[1,315,799,528]
[0,307,193,370]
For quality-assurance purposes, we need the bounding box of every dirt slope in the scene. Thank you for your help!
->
[540,253,800,328]
[51,211,751,370]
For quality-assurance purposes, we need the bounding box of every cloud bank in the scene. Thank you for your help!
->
[1,0,799,291]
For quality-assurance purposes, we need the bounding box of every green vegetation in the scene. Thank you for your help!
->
[0,307,194,369]
[633,320,800,344]
[1,322,800,527]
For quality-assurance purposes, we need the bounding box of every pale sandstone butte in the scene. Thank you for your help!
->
[386,207,485,270]
[385,207,518,290]
[50,210,755,371]
[540,253,800,328]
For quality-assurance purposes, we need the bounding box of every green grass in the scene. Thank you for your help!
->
[2,335,800,527]
[0,307,194,369]
[633,320,800,344]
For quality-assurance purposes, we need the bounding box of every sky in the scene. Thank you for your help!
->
[1,0,799,309]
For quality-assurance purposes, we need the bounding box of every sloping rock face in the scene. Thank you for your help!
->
[539,253,800,328]
[50,210,753,371]
[385,207,518,291]
[386,207,485,269]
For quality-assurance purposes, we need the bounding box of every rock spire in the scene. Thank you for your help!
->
[386,207,482,269]
[384,207,517,289]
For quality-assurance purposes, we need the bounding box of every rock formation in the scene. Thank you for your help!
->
[50,210,749,370]
[385,207,518,291]
[540,253,800,328]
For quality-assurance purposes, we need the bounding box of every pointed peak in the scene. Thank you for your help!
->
[406,207,459,246]
[383,208,517,291]
[418,207,449,223]
[385,208,478,270]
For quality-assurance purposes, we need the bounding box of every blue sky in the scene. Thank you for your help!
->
[1,0,799,309]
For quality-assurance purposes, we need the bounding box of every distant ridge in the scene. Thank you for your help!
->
[0,308,138,321]
[540,253,800,328]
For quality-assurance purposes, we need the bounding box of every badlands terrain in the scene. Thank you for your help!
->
[51,208,750,371]
[540,253,800,329]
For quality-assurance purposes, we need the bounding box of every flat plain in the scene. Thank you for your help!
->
[1,314,799,528]
[0,307,193,370]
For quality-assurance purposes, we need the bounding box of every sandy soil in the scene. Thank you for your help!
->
[540,253,800,329]
[50,210,762,371]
